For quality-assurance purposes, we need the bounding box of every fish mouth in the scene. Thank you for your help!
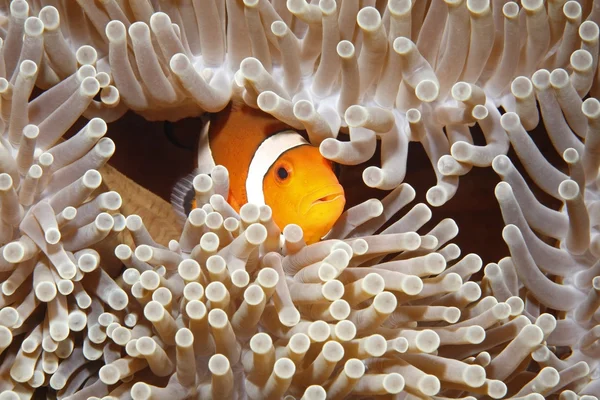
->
[312,193,344,205]
[299,184,345,215]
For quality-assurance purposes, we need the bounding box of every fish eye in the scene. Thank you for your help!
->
[277,166,289,180]
[274,160,293,184]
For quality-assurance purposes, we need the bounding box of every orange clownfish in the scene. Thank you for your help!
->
[172,102,345,244]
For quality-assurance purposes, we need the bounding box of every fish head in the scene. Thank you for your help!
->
[263,144,345,244]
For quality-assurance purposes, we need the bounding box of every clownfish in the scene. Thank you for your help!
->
[171,102,345,244]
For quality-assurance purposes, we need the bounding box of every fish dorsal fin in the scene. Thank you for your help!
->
[196,115,216,175]
[246,131,309,206]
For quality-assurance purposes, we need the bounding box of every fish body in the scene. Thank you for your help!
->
[172,103,345,244]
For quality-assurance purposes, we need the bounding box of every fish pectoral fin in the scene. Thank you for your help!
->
[171,172,197,224]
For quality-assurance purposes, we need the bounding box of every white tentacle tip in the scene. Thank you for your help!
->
[24,17,44,37]
[579,20,600,42]
[149,12,172,32]
[521,0,544,11]
[531,69,551,90]
[384,373,405,394]
[10,0,29,18]
[415,80,439,102]
[240,57,264,80]
[570,49,593,71]
[257,91,280,112]
[494,181,513,201]
[418,374,440,396]
[169,53,192,75]
[279,307,301,327]
[76,45,98,66]
[499,112,521,131]
[106,20,127,42]
[337,40,355,58]
[293,100,316,120]
[357,7,382,32]
[582,98,600,119]
[558,179,580,201]
[319,0,337,14]
[426,186,449,207]
[503,2,519,17]
[81,77,100,97]
[271,20,288,37]
[20,60,38,78]
[491,154,511,174]
[362,166,384,188]
[501,224,522,245]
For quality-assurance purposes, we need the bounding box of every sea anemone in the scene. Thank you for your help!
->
[489,84,600,397]
[0,57,128,397]
[2,0,596,206]
[0,0,599,399]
